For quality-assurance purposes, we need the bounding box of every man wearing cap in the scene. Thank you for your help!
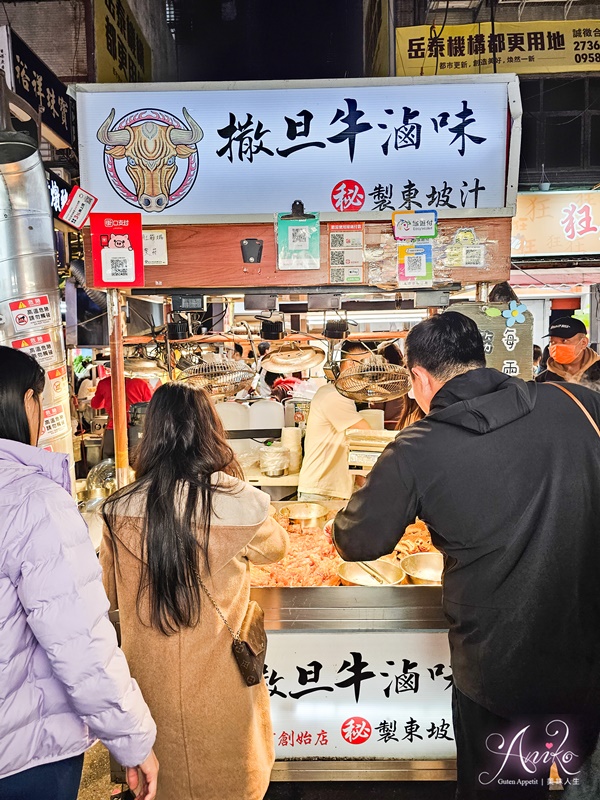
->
[536,316,599,383]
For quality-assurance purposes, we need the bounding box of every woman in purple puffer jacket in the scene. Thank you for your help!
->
[0,346,159,800]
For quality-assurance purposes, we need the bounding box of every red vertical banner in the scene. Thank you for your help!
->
[90,212,145,288]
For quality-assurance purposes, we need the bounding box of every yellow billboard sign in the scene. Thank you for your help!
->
[95,0,152,83]
[396,20,600,77]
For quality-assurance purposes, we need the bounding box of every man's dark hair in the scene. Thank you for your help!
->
[340,340,369,361]
[406,311,486,381]
[533,344,542,363]
[263,370,277,389]
[258,341,270,357]
[381,343,404,367]
[234,343,243,357]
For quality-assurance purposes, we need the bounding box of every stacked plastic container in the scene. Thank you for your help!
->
[0,133,73,462]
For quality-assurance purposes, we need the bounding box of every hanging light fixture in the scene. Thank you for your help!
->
[259,312,286,340]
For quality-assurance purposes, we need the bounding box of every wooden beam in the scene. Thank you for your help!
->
[84,218,511,290]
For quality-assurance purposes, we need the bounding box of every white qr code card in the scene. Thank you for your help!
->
[404,251,427,276]
[101,248,135,283]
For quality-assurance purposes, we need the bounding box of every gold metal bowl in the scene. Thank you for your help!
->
[338,559,405,587]
[401,552,444,585]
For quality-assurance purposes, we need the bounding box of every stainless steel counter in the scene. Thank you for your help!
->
[252,585,447,632]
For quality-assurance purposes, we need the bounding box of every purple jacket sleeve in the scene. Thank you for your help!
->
[11,486,156,767]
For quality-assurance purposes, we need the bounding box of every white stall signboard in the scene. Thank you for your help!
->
[75,79,512,222]
[266,631,455,760]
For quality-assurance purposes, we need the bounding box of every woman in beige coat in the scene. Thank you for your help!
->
[100,382,288,800]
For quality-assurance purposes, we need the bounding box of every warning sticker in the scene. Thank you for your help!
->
[47,365,68,399]
[9,295,52,329]
[41,404,69,438]
[11,333,56,365]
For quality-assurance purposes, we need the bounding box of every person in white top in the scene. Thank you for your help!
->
[298,341,371,502]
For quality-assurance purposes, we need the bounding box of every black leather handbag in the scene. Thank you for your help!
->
[231,601,267,686]
[199,578,267,687]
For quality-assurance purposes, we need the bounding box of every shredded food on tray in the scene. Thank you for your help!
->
[250,513,438,588]
[390,520,437,562]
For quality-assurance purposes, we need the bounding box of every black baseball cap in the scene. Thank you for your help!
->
[544,316,587,339]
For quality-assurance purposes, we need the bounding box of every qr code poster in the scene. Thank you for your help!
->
[276,212,321,270]
[329,222,364,251]
[398,243,433,288]
[90,212,145,287]
[443,228,486,269]
[328,223,364,281]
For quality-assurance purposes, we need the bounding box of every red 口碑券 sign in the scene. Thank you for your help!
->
[90,213,145,288]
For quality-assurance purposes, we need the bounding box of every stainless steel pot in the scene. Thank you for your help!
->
[338,559,405,587]
[401,552,444,585]
[261,466,289,478]
[278,502,328,529]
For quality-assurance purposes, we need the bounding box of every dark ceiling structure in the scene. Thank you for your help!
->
[172,0,364,81]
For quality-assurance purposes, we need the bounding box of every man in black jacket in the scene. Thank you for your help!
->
[334,312,600,799]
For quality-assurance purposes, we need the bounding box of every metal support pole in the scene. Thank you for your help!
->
[165,334,173,380]
[475,282,490,304]
[107,288,130,488]
[590,284,600,351]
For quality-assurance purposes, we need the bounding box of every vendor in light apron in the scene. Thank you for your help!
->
[298,341,371,503]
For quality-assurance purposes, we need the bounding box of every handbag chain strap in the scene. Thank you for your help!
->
[196,572,241,642]
[549,383,600,439]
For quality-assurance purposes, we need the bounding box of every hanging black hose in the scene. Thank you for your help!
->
[70,259,108,310]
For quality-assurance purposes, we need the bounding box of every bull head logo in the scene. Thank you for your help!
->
[98,107,203,213]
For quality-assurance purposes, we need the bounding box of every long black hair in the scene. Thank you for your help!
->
[102,382,242,636]
[0,346,45,445]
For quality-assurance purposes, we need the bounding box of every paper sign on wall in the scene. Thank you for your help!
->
[143,230,168,266]
[444,228,486,268]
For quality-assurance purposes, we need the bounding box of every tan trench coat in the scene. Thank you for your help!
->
[100,474,288,800]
